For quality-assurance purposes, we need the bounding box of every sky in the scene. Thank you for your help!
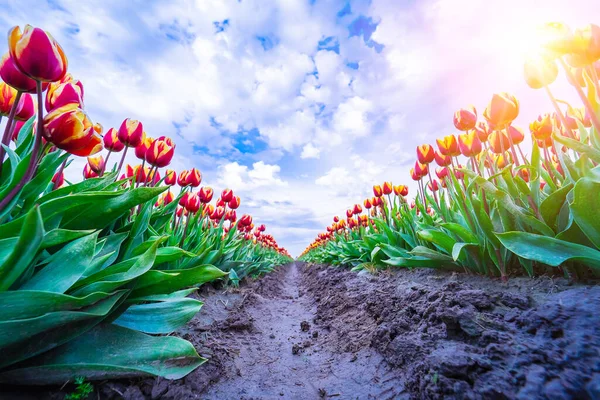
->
[0,0,598,256]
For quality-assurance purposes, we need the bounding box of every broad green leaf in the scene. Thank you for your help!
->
[540,183,573,232]
[113,298,203,334]
[131,264,227,298]
[570,177,600,249]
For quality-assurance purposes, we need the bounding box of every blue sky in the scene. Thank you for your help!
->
[0,0,597,255]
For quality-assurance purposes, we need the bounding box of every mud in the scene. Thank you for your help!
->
[2,263,599,400]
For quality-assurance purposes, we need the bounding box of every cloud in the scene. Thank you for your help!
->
[217,161,287,191]
[300,143,321,159]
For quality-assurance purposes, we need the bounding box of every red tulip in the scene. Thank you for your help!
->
[436,166,449,180]
[51,171,64,188]
[185,193,201,213]
[228,195,241,210]
[427,180,439,192]
[415,161,429,177]
[416,144,435,164]
[163,190,175,206]
[483,92,519,130]
[103,128,124,152]
[118,118,144,147]
[434,150,452,167]
[165,169,176,185]
[0,52,42,92]
[45,81,83,112]
[240,214,253,226]
[333,216,339,223]
[216,198,225,208]
[410,168,420,181]
[458,131,483,157]
[199,187,214,203]
[382,182,393,195]
[364,198,372,209]
[346,209,353,218]
[211,206,225,220]
[135,134,153,160]
[225,210,237,222]
[177,170,189,186]
[453,105,477,131]
[394,185,408,196]
[373,185,383,197]
[146,137,174,168]
[43,103,103,156]
[221,188,234,202]
[454,164,465,180]
[187,168,202,187]
[352,204,363,215]
[83,163,98,179]
[8,25,68,82]
[14,93,35,121]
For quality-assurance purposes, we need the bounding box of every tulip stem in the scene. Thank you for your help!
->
[0,91,23,177]
[587,65,600,99]
[504,127,521,167]
[544,85,578,139]
[101,150,111,177]
[0,84,43,214]
[559,58,600,134]
[116,147,128,180]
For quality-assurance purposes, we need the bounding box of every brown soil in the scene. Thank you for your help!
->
[2,262,599,400]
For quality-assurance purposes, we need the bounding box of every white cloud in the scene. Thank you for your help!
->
[300,143,320,159]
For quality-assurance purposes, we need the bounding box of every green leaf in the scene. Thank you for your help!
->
[41,229,96,250]
[131,264,227,298]
[0,206,44,291]
[540,183,573,232]
[0,323,205,384]
[417,229,456,254]
[21,232,99,293]
[496,231,600,269]
[570,177,600,249]
[113,298,203,334]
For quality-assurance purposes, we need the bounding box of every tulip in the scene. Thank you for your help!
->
[14,93,35,121]
[10,120,28,142]
[176,206,186,218]
[524,56,558,89]
[220,188,233,203]
[163,190,175,206]
[454,164,465,180]
[373,185,383,197]
[436,135,460,156]
[453,106,477,131]
[8,25,67,82]
[427,180,439,192]
[216,198,225,208]
[146,137,175,168]
[0,53,40,92]
[228,196,241,210]
[45,81,83,111]
[83,163,98,179]
[185,193,201,213]
[382,182,393,195]
[394,185,408,196]
[434,150,452,167]
[43,103,103,156]
[483,92,519,130]
[435,167,449,180]
[507,125,525,146]
[363,198,373,209]
[51,171,64,188]
[135,134,153,160]
[199,187,214,203]
[474,121,492,143]
[101,128,123,153]
[494,152,512,169]
[352,204,363,215]
[177,170,190,186]
[517,168,530,183]
[458,131,483,157]
[488,131,511,154]
[565,66,586,87]
[346,209,353,218]
[565,24,600,67]
[0,82,18,116]
[372,197,382,207]
[240,214,253,226]
[87,155,105,175]
[225,210,237,222]
[211,206,225,220]
[187,168,202,187]
[416,144,435,164]
[414,161,429,177]
[118,118,144,147]
[539,22,575,56]
[410,168,420,181]
[530,114,553,141]
[165,169,176,185]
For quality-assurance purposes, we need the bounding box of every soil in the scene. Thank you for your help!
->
[2,262,599,400]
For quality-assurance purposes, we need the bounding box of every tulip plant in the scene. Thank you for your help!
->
[300,22,600,281]
[0,25,290,385]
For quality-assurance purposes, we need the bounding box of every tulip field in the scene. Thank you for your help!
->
[0,25,291,385]
[1,18,600,400]
[300,23,600,282]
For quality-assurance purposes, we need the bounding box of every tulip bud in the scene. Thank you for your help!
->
[228,196,241,210]
[221,188,234,202]
[0,52,42,93]
[185,193,201,213]
[524,56,558,89]
[416,144,435,164]
[118,118,144,147]
[529,114,553,141]
[458,131,483,157]
[211,206,225,220]
[240,214,253,226]
[436,135,460,156]
[373,185,383,197]
[346,209,353,218]
[382,182,393,195]
[494,152,512,169]
[427,180,439,192]
[453,105,477,131]
[146,137,175,168]
[163,190,175,206]
[103,128,124,152]
[165,169,176,185]
[8,25,67,82]
[51,171,64,188]
[333,216,339,223]
[488,131,511,154]
[364,198,372,209]
[135,134,153,160]
[474,121,492,142]
[415,161,429,177]
[14,93,35,121]
[45,81,84,111]
[394,185,408,196]
[199,187,214,203]
[507,125,525,146]
[483,92,519,130]
[83,163,98,179]
[436,167,449,180]
[434,150,452,167]
[87,155,105,175]
[225,210,237,222]
[517,168,530,183]
[187,168,202,187]
[43,103,103,156]
[0,82,17,116]
[353,204,363,215]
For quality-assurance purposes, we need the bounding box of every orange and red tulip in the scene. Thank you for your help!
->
[211,206,225,220]
[43,103,103,156]
[352,204,363,215]
[474,121,492,142]
[394,185,408,196]
[83,163,98,179]
[187,168,202,187]
[364,198,372,209]
[373,185,383,197]
[228,195,241,210]
[416,144,435,164]
[346,209,353,218]
[415,161,429,177]
[529,114,553,141]
[146,137,174,168]
[458,131,483,157]
[185,193,201,214]
[427,180,439,192]
[87,155,105,175]
[488,131,511,154]
[483,92,519,130]
[435,166,449,180]
[8,25,67,82]
[517,168,530,182]
[135,133,153,160]
[0,82,17,116]
[45,80,83,112]
[103,128,124,152]
[177,170,189,186]
[118,118,144,147]
[453,105,477,131]
[163,190,175,206]
[436,135,460,156]
[221,188,233,202]
[434,150,452,167]
[199,186,214,203]
[410,168,420,181]
[507,125,525,145]
[165,169,176,185]
[240,214,253,226]
[382,181,393,195]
